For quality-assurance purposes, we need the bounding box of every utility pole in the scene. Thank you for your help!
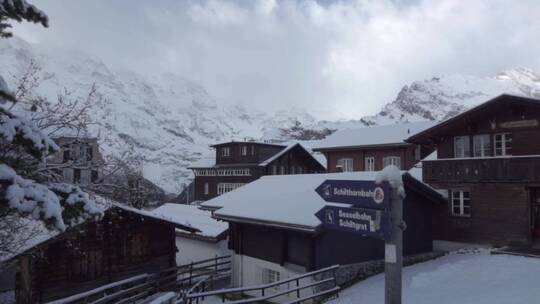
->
[385,185,404,304]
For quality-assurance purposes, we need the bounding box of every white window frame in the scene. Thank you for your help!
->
[241,146,248,156]
[364,157,375,171]
[337,158,353,172]
[382,156,401,169]
[297,166,303,174]
[217,183,245,195]
[261,268,281,289]
[454,136,470,158]
[494,133,512,156]
[280,166,286,175]
[451,190,471,217]
[290,166,296,174]
[473,134,491,157]
[220,147,231,157]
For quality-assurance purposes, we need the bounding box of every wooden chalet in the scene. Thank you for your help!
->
[190,141,326,202]
[407,94,540,246]
[313,122,436,172]
[202,171,445,297]
[9,202,199,304]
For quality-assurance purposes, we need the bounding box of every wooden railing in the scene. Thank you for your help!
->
[179,264,340,304]
[423,156,540,183]
[47,256,231,304]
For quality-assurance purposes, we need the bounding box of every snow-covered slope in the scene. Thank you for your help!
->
[0,37,328,193]
[3,36,540,193]
[364,69,540,124]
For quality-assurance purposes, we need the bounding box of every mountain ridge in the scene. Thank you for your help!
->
[2,36,540,193]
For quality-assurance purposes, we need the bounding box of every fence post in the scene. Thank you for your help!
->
[332,267,339,299]
[189,262,193,286]
[262,287,265,297]
[296,278,300,298]
[215,255,218,273]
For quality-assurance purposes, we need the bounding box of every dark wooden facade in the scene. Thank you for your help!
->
[15,207,187,303]
[408,94,540,245]
[192,142,326,202]
[226,175,440,271]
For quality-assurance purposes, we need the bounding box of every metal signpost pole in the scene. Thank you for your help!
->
[385,185,403,304]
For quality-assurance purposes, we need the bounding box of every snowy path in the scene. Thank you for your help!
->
[329,249,540,304]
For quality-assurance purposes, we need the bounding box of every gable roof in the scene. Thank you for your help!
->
[210,140,286,148]
[203,170,445,232]
[1,196,200,264]
[407,94,540,143]
[313,121,437,151]
[152,203,228,241]
[258,143,327,169]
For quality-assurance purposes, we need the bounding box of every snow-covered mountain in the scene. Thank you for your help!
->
[2,36,540,193]
[364,68,540,124]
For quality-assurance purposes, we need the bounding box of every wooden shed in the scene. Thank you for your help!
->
[12,204,199,303]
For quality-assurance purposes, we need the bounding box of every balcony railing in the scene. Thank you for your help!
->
[423,156,540,183]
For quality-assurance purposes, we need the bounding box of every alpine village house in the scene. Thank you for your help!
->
[190,141,326,202]
[407,94,540,247]
[313,121,436,172]
[200,123,447,301]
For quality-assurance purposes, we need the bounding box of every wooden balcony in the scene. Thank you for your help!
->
[423,156,540,183]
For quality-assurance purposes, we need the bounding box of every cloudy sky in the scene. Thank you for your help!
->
[12,0,540,119]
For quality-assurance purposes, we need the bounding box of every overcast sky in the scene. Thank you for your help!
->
[12,0,540,119]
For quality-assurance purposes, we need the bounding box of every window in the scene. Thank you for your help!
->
[473,134,491,157]
[204,183,209,195]
[337,158,353,172]
[91,170,99,182]
[80,170,91,184]
[494,133,512,156]
[251,145,255,155]
[63,150,71,163]
[261,268,281,287]
[290,166,296,174]
[74,169,81,184]
[280,166,286,175]
[241,146,248,156]
[383,156,401,169]
[364,157,375,171]
[271,165,277,175]
[220,147,231,157]
[86,146,93,161]
[414,145,421,161]
[63,168,74,183]
[454,136,470,158]
[217,183,245,195]
[451,191,471,217]
[297,166,303,174]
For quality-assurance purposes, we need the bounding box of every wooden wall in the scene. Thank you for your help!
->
[215,143,284,165]
[17,210,176,303]
[324,145,420,173]
[431,183,531,245]
[435,105,540,158]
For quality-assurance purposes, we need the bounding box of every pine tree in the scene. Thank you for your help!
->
[0,0,48,38]
[0,0,101,243]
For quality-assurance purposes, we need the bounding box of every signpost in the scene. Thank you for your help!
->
[314,178,404,304]
[315,180,390,210]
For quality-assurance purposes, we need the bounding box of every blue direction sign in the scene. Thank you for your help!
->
[315,180,390,210]
[315,205,391,241]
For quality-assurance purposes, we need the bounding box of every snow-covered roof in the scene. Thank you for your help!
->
[258,143,326,169]
[188,157,216,168]
[1,196,199,263]
[152,203,228,239]
[211,140,286,148]
[204,170,441,232]
[313,121,437,150]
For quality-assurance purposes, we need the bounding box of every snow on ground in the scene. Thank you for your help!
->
[0,291,14,304]
[329,249,540,304]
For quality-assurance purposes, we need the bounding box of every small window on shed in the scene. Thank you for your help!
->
[451,190,471,217]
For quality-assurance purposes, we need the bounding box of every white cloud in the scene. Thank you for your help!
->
[11,0,540,119]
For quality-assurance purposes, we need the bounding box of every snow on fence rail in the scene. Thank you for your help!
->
[179,264,341,304]
[46,256,231,304]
